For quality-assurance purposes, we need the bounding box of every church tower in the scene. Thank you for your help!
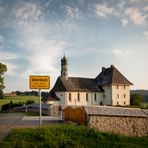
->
[61,55,68,79]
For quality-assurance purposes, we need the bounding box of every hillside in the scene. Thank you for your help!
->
[131,90,148,103]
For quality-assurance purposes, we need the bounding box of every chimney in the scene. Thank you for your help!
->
[102,67,105,71]
[110,65,114,68]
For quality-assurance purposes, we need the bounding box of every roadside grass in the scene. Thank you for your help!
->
[0,96,39,110]
[1,125,148,148]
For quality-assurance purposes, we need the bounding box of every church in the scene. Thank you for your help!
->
[45,56,133,106]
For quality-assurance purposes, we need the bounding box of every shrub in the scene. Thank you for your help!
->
[1,101,25,111]
[1,103,10,111]
[25,100,35,105]
[130,94,142,107]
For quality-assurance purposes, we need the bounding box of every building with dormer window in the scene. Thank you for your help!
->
[44,56,133,106]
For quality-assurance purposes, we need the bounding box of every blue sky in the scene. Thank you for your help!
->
[0,0,148,92]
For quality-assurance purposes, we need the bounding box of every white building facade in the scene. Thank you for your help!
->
[46,56,133,106]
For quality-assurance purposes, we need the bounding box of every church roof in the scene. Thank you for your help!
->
[42,90,60,101]
[52,76,104,92]
[96,65,133,86]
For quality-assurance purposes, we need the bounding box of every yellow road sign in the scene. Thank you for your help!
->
[29,76,50,89]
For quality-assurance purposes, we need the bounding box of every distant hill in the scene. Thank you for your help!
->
[130,90,148,103]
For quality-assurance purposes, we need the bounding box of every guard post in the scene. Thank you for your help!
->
[29,75,50,128]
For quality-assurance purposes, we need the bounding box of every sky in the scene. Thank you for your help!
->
[0,0,148,93]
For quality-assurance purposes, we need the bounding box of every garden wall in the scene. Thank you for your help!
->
[88,115,148,137]
[64,106,148,136]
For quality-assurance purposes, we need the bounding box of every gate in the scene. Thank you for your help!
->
[64,106,86,124]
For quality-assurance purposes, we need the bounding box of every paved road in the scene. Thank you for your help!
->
[0,112,63,141]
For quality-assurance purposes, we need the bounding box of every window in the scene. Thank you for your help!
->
[116,85,119,89]
[94,93,97,101]
[116,94,119,99]
[86,93,88,102]
[77,93,80,102]
[103,94,106,98]
[69,93,71,102]
[123,94,126,98]
[123,85,126,89]
[117,101,119,105]
[124,101,126,105]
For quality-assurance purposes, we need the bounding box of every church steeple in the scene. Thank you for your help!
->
[61,55,68,79]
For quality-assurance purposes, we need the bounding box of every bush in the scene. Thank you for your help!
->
[0,89,4,99]
[130,94,142,107]
[1,101,25,111]
[1,103,10,111]
[25,100,35,105]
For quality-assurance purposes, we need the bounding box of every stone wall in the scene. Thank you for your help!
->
[51,106,61,117]
[88,115,148,137]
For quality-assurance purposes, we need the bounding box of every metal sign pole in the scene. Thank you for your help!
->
[39,89,42,128]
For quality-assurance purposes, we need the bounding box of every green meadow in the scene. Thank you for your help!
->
[0,125,148,148]
[0,96,39,110]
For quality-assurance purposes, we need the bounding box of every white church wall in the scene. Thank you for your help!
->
[64,92,104,106]
[112,85,130,106]
[55,91,67,105]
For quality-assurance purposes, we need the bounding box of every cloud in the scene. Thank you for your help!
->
[93,1,148,26]
[0,49,21,76]
[64,5,80,19]
[17,21,66,75]
[0,1,44,28]
[112,48,131,57]
[124,7,147,25]
[121,19,128,26]
[94,2,114,18]
[0,6,4,15]
[66,48,96,57]
[26,38,66,73]
[3,62,19,76]
[12,1,42,26]
[0,50,20,60]
[0,34,4,44]
[144,31,148,40]
[144,6,148,11]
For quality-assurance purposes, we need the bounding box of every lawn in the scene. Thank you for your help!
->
[0,125,148,148]
[0,96,39,110]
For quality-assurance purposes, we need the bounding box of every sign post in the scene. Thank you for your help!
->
[29,75,50,128]
[39,89,42,127]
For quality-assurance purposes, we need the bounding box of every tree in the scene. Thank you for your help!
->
[130,94,142,107]
[0,63,7,99]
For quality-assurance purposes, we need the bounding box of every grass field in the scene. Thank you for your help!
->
[0,125,148,148]
[0,96,39,110]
